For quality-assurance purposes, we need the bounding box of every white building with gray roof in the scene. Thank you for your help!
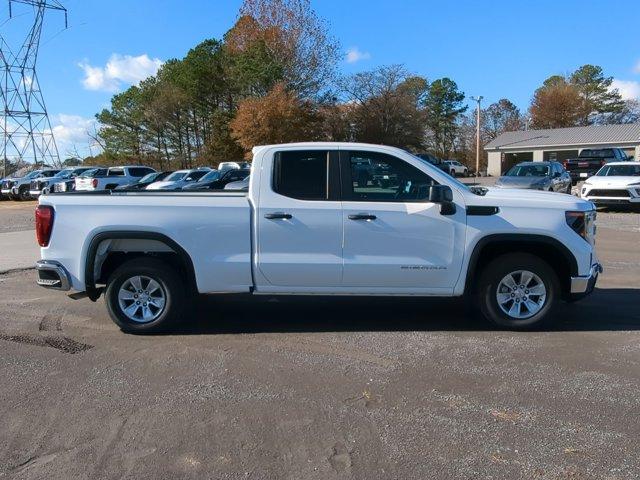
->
[485,124,640,176]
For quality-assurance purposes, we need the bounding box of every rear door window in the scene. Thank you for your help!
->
[273,151,329,200]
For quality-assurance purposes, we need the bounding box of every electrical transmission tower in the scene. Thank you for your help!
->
[1,0,67,177]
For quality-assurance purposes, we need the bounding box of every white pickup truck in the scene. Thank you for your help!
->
[35,142,601,333]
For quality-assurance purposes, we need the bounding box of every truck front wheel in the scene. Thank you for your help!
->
[477,253,559,330]
[105,257,185,333]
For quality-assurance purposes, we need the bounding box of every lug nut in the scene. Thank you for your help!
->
[136,301,140,305]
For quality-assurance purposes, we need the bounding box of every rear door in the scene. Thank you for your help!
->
[256,149,343,289]
[340,149,466,292]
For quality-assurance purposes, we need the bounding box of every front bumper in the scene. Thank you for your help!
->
[36,260,72,291]
[570,263,603,296]
[29,190,42,197]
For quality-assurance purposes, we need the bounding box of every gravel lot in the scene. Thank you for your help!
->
[1,193,639,479]
[0,200,36,233]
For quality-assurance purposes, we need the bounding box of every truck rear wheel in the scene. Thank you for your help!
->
[105,257,185,333]
[477,253,559,330]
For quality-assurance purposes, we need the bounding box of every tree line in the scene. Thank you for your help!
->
[87,0,639,171]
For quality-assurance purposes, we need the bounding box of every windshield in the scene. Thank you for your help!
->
[199,170,221,182]
[25,171,42,179]
[505,164,549,177]
[164,171,189,182]
[80,168,102,177]
[139,172,159,183]
[53,169,74,178]
[596,164,640,176]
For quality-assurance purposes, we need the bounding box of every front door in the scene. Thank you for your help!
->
[256,149,343,289]
[340,150,466,292]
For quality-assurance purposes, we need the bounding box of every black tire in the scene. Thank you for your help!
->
[19,186,31,201]
[477,253,559,330]
[105,257,186,333]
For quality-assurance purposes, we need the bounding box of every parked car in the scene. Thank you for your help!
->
[46,166,96,194]
[75,166,156,191]
[50,167,102,193]
[224,175,250,190]
[30,167,95,197]
[415,153,451,174]
[4,169,59,200]
[444,160,468,177]
[182,168,250,191]
[564,148,630,184]
[580,161,640,207]
[146,168,210,190]
[35,142,600,334]
[115,171,174,190]
[494,161,572,193]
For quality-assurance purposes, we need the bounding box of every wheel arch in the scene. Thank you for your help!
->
[464,234,578,298]
[84,231,197,301]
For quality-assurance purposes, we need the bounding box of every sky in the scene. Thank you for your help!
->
[2,0,639,158]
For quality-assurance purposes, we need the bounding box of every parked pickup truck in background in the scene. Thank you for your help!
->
[564,148,631,184]
[75,166,156,191]
[35,142,601,333]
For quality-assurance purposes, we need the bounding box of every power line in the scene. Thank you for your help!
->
[1,0,67,177]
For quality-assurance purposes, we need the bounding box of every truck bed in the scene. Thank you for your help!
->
[39,191,253,293]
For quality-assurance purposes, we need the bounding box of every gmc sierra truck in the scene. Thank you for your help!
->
[34,142,601,333]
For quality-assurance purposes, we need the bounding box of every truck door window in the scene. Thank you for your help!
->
[273,150,328,200]
[344,151,435,202]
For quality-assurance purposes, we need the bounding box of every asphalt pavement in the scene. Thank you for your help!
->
[1,193,639,479]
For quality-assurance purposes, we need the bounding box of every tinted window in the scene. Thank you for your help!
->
[129,167,154,177]
[581,149,614,158]
[107,168,125,177]
[273,150,328,200]
[345,151,435,202]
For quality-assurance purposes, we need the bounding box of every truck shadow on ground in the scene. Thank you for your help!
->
[171,287,640,335]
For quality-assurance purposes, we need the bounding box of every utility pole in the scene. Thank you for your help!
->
[471,96,483,177]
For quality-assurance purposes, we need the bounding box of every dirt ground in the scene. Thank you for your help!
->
[1,196,639,479]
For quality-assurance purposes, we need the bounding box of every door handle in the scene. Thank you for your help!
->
[348,214,377,221]
[264,212,292,220]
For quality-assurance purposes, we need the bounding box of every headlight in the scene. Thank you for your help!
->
[566,210,596,244]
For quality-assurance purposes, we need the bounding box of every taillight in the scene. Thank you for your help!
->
[562,161,568,168]
[92,178,98,188]
[35,205,54,247]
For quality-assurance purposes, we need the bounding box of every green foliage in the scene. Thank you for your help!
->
[423,78,467,157]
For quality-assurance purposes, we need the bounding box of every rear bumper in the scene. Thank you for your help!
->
[35,260,72,291]
[569,263,602,297]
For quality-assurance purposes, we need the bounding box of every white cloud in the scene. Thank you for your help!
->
[610,79,640,100]
[79,53,163,92]
[345,47,371,64]
[50,114,100,157]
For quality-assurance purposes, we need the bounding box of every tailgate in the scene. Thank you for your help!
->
[75,177,95,190]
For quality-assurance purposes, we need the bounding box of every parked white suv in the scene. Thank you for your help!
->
[35,142,601,333]
[580,161,640,206]
[75,166,156,191]
[444,160,468,177]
